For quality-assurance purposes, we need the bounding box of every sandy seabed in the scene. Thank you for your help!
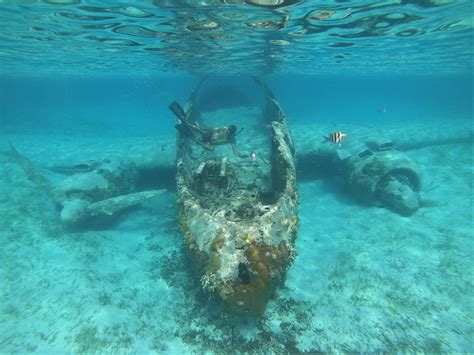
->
[0,121,472,353]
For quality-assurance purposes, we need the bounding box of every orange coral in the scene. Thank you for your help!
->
[224,241,291,316]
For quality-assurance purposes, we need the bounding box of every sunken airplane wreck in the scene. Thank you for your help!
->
[169,77,298,316]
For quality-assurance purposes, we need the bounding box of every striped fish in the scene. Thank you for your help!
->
[322,131,347,145]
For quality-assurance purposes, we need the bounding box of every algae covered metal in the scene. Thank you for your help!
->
[174,77,298,315]
[8,143,166,229]
[340,137,421,216]
[309,131,422,216]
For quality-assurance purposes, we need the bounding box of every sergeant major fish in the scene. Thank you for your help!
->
[322,131,347,146]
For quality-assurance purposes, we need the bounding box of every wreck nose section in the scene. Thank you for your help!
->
[181,202,298,316]
[225,241,293,316]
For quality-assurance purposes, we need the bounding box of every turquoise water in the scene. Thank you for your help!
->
[0,0,472,75]
[0,1,473,353]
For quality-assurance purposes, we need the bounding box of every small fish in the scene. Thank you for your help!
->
[322,131,347,145]
[377,106,387,114]
[250,151,257,162]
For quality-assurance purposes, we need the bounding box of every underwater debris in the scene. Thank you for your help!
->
[315,133,422,215]
[375,173,420,216]
[8,143,167,229]
[175,77,298,316]
[60,190,166,227]
[8,142,58,203]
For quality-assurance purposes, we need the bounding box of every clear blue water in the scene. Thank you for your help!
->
[0,0,473,353]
